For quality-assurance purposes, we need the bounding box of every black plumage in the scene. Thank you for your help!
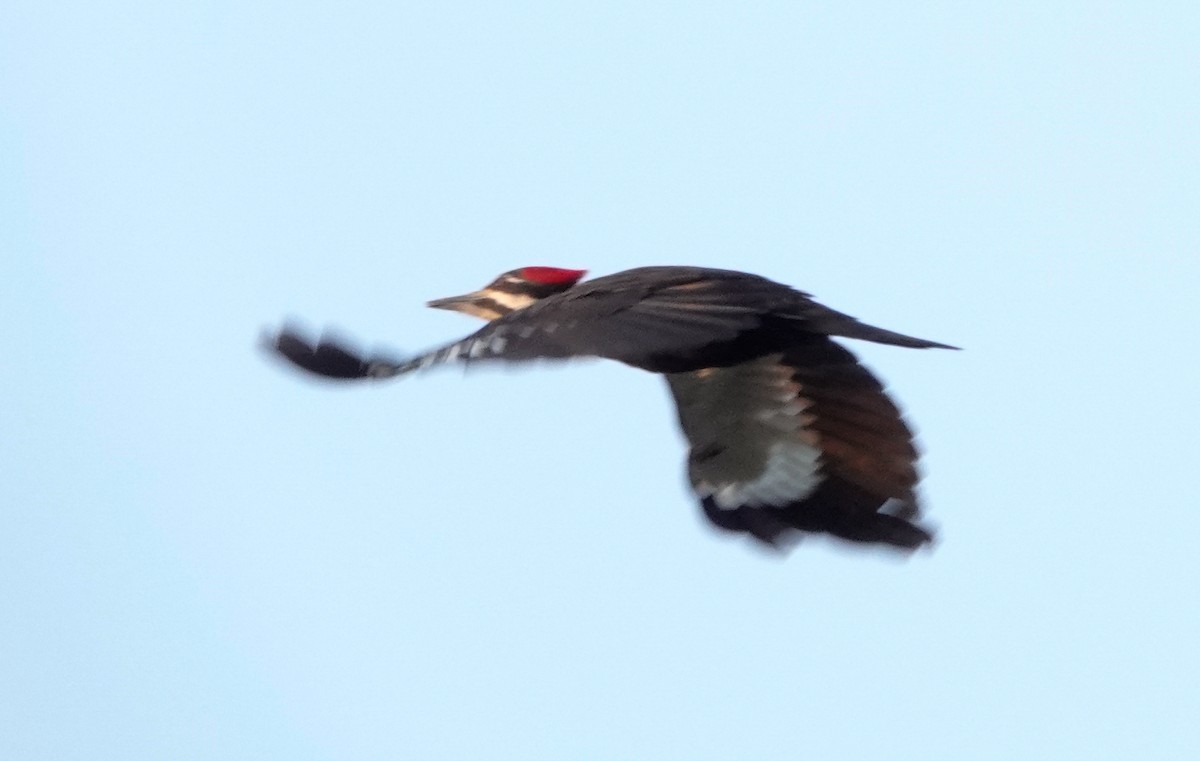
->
[266,265,955,553]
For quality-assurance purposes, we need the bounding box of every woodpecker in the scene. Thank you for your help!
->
[266,266,956,552]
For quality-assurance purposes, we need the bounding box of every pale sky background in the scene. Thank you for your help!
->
[2,2,1198,759]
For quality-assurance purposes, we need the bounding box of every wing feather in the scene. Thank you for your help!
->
[666,336,930,549]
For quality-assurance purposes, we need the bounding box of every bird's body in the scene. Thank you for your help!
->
[268,265,955,552]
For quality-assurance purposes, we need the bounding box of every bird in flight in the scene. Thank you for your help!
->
[265,266,956,553]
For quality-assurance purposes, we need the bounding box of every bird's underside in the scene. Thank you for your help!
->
[265,265,953,553]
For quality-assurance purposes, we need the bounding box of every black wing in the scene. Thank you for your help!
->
[669,336,934,551]
[262,327,407,380]
[264,266,956,380]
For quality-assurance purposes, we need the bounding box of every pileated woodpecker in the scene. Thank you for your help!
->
[266,266,956,552]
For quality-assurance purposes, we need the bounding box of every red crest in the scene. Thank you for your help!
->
[520,266,587,286]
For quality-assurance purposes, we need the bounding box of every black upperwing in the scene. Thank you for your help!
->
[263,327,409,380]
[264,266,956,380]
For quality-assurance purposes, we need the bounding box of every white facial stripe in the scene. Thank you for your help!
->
[486,289,538,312]
[700,439,823,510]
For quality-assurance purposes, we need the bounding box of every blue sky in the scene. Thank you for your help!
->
[2,2,1197,759]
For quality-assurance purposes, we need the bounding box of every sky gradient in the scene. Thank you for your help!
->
[3,2,1198,759]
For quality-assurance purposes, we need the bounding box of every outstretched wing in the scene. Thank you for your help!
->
[264,266,955,380]
[262,327,408,380]
[666,335,934,551]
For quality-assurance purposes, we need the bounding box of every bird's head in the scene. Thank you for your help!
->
[426,266,587,321]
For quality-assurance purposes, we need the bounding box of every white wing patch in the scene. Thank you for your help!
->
[442,330,514,363]
[668,354,827,512]
[697,439,822,510]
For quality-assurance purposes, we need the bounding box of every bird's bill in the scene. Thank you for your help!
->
[426,291,507,321]
[426,292,481,312]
